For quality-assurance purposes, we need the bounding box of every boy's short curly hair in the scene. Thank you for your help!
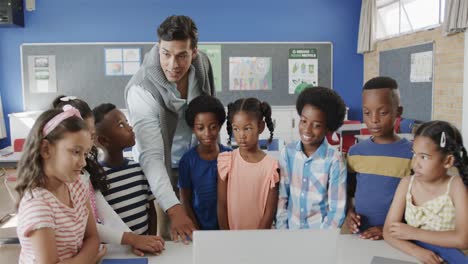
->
[363,76,398,90]
[185,95,226,128]
[93,103,117,128]
[362,76,400,107]
[296,86,346,132]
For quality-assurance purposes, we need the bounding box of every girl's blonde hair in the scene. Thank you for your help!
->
[15,109,88,206]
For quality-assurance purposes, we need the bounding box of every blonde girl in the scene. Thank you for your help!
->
[16,106,101,263]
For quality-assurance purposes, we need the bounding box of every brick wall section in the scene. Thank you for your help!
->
[364,27,465,128]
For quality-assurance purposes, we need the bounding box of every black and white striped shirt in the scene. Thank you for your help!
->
[102,159,154,235]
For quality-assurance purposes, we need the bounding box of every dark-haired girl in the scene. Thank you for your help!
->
[217,97,279,230]
[384,120,468,264]
[178,95,231,230]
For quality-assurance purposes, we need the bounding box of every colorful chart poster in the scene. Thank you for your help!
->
[198,45,222,91]
[288,48,318,94]
[229,57,272,91]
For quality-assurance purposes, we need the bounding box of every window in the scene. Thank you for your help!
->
[376,0,445,39]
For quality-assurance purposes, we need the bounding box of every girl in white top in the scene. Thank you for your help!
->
[16,106,102,263]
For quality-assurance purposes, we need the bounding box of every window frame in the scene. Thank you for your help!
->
[375,0,445,41]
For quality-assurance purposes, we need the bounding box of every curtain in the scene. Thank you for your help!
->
[0,94,6,139]
[443,0,468,35]
[357,0,377,54]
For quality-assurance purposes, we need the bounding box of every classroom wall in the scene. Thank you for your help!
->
[364,27,465,128]
[463,31,468,144]
[0,0,363,148]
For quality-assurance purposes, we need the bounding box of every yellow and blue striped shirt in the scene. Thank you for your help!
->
[347,138,412,230]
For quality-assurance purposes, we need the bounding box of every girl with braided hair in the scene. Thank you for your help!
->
[217,97,279,230]
[384,120,468,264]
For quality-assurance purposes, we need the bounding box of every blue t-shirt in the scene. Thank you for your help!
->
[347,138,412,230]
[177,144,231,230]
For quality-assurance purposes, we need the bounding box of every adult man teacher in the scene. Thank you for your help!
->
[125,15,215,242]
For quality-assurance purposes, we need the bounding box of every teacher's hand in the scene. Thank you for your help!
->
[167,204,196,244]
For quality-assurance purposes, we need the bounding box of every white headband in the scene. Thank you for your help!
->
[60,96,77,102]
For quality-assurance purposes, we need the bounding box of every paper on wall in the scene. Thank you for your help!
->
[27,55,57,93]
[410,51,433,83]
[229,57,272,91]
[288,48,318,94]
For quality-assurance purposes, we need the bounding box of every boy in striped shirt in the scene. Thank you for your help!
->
[346,77,412,240]
[93,103,157,236]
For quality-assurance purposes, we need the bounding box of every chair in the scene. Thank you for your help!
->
[340,134,357,153]
[328,120,362,153]
[340,120,361,153]
[258,138,281,151]
[399,118,421,134]
[394,117,402,133]
[13,138,25,152]
[326,133,340,146]
[3,174,17,204]
[0,168,18,244]
[360,128,370,135]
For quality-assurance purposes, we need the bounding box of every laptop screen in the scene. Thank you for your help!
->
[193,229,339,264]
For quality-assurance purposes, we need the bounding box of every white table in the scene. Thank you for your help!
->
[103,233,419,264]
[101,242,192,263]
[336,234,418,263]
[0,151,21,168]
[0,234,419,264]
[0,242,192,263]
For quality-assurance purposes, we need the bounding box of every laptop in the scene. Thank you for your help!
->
[193,229,339,264]
[370,256,417,264]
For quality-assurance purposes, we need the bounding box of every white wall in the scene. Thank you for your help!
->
[463,31,468,145]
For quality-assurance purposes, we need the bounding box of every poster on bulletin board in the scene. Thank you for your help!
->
[410,50,433,83]
[27,55,57,94]
[21,42,332,110]
[229,57,272,91]
[288,48,318,94]
[380,42,433,121]
[104,48,141,76]
[198,44,222,92]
